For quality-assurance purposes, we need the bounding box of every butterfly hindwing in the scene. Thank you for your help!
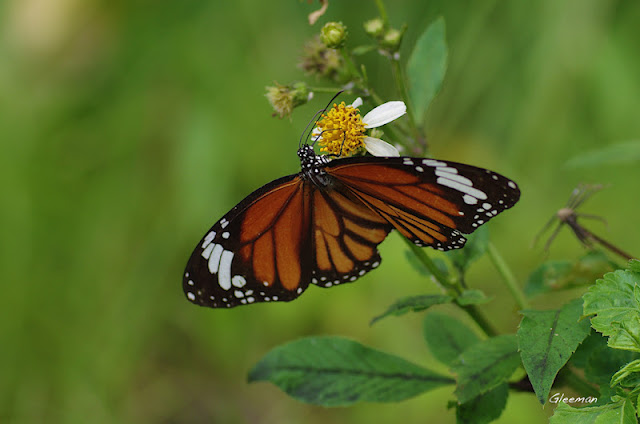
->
[309,185,393,288]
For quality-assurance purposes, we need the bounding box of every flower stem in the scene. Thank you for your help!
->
[403,238,498,337]
[391,59,419,132]
[403,238,452,291]
[461,304,499,338]
[373,0,389,25]
[487,242,529,310]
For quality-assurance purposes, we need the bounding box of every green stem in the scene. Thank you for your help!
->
[403,238,453,291]
[462,304,499,338]
[487,242,529,310]
[340,49,362,82]
[373,0,389,25]
[404,238,498,337]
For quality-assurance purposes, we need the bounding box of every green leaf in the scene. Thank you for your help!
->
[407,17,448,124]
[524,252,616,298]
[447,225,489,272]
[525,260,574,297]
[248,336,453,406]
[565,140,640,168]
[582,266,640,352]
[585,344,638,389]
[518,299,592,404]
[423,312,480,366]
[571,329,608,370]
[549,396,636,424]
[370,294,452,325]
[456,383,508,424]
[611,359,640,388]
[452,334,521,403]
[455,289,492,306]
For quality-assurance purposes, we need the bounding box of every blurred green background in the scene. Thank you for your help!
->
[1,0,639,423]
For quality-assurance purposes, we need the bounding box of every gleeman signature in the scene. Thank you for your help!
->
[549,392,597,404]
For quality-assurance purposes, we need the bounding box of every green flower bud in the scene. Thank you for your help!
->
[380,26,406,53]
[363,18,385,38]
[320,22,347,49]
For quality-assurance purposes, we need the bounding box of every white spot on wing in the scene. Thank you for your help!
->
[423,159,447,167]
[187,292,196,301]
[218,250,234,290]
[222,232,230,239]
[208,244,224,274]
[436,166,459,174]
[434,171,472,186]
[463,194,478,205]
[201,244,214,260]
[232,275,246,288]
[202,231,216,248]
[437,177,487,199]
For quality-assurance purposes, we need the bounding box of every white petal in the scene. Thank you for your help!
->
[362,101,406,128]
[364,137,400,157]
[350,97,363,108]
[311,126,322,141]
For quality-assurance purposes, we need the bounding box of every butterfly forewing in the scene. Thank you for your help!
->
[325,156,520,251]
[183,174,315,308]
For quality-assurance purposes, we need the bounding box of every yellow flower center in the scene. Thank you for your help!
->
[314,102,366,157]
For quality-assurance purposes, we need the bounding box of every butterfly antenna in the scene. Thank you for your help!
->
[299,91,345,148]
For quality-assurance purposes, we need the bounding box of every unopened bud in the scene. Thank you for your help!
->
[363,18,385,38]
[320,22,347,49]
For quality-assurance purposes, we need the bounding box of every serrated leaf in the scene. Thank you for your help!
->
[423,312,480,366]
[549,396,636,424]
[518,299,592,404]
[248,336,454,406]
[583,267,640,352]
[370,294,452,325]
[407,17,448,124]
[447,225,489,272]
[452,334,520,403]
[456,289,492,306]
[565,140,640,168]
[456,383,508,424]
[571,329,608,370]
[611,359,640,388]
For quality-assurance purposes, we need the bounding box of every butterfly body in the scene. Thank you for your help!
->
[183,145,520,308]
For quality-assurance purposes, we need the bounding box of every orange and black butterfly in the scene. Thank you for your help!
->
[183,139,520,308]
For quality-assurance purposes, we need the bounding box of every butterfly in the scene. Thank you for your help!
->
[183,143,520,309]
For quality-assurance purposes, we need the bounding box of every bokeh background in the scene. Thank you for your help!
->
[1,0,639,423]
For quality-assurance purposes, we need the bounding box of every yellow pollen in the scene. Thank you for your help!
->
[314,102,366,157]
